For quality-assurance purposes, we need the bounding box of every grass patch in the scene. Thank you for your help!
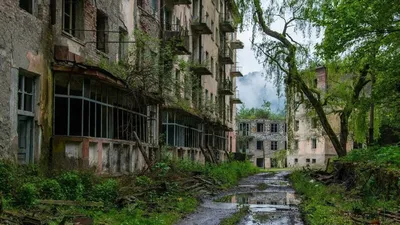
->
[219,205,250,225]
[253,213,271,223]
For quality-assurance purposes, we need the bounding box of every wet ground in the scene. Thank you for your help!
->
[176,171,303,225]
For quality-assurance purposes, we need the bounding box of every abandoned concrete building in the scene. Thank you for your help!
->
[237,119,287,168]
[287,67,353,168]
[0,0,242,172]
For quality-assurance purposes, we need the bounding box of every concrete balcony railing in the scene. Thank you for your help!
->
[231,90,242,104]
[219,45,234,64]
[191,9,213,35]
[218,79,234,95]
[220,13,236,33]
[190,51,212,75]
[230,65,243,77]
[230,39,244,49]
[164,24,191,55]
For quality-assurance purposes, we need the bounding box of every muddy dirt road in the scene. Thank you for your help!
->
[176,171,303,225]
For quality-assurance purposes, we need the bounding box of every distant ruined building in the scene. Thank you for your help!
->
[0,0,243,172]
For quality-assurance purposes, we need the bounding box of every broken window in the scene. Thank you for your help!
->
[96,10,108,53]
[312,159,316,164]
[271,141,278,150]
[54,74,150,143]
[18,71,36,164]
[256,141,263,150]
[20,0,35,14]
[63,0,83,39]
[270,123,278,133]
[312,138,317,149]
[118,28,128,62]
[256,123,264,132]
[311,117,318,129]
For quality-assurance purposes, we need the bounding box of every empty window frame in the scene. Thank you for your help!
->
[18,72,36,164]
[312,159,316,164]
[256,123,264,132]
[294,139,299,150]
[54,74,151,143]
[294,158,298,164]
[20,0,35,14]
[311,117,318,129]
[270,123,278,133]
[96,10,108,52]
[295,120,299,131]
[256,141,263,150]
[63,0,83,38]
[118,28,128,62]
[306,158,310,163]
[270,141,278,150]
[312,138,317,149]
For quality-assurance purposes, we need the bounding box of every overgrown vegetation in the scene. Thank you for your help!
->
[0,160,259,224]
[291,146,400,225]
[237,101,285,120]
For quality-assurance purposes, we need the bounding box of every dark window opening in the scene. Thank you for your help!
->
[271,141,278,150]
[256,141,263,150]
[311,117,318,128]
[20,0,34,14]
[294,158,298,163]
[63,0,83,39]
[294,140,299,150]
[271,123,278,133]
[312,159,316,164]
[96,10,108,52]
[306,158,310,163]
[284,141,287,150]
[256,158,264,168]
[295,120,299,131]
[312,138,317,149]
[119,28,128,62]
[257,123,264,132]
[313,78,318,88]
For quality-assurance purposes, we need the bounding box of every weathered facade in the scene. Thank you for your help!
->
[0,0,242,171]
[237,119,287,168]
[287,67,353,168]
[160,0,243,162]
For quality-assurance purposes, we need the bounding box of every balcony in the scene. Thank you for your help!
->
[220,14,235,33]
[167,0,192,5]
[191,10,213,35]
[219,45,234,64]
[190,51,212,75]
[218,79,234,95]
[230,39,244,49]
[164,24,191,55]
[230,65,243,77]
[231,90,242,104]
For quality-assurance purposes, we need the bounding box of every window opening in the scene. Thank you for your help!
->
[271,141,278,150]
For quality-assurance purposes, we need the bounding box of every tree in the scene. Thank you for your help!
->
[236,0,373,157]
[309,0,400,144]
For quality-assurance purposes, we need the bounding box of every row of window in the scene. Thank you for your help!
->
[293,138,317,149]
[294,158,317,164]
[256,141,286,151]
[255,123,285,133]
[294,118,318,131]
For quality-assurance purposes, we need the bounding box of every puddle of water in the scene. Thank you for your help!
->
[245,212,303,225]
[214,192,300,206]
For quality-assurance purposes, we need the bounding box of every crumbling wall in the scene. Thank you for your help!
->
[0,0,53,163]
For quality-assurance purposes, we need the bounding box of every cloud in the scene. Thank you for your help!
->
[237,72,285,113]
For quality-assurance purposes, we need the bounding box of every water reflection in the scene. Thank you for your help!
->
[215,192,299,206]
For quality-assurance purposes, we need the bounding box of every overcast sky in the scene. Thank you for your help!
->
[236,29,285,113]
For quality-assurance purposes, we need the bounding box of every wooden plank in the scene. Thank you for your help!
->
[133,131,152,168]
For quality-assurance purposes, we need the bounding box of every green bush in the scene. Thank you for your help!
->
[57,171,84,200]
[90,179,119,204]
[15,183,38,207]
[39,179,64,200]
[0,162,16,196]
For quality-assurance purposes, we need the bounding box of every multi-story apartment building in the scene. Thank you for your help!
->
[160,0,243,162]
[0,0,242,171]
[287,67,353,168]
[237,119,287,168]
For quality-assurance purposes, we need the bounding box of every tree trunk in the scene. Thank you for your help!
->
[339,112,350,155]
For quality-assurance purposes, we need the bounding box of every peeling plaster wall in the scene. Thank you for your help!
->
[0,0,53,162]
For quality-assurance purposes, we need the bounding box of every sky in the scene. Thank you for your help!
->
[235,29,285,113]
